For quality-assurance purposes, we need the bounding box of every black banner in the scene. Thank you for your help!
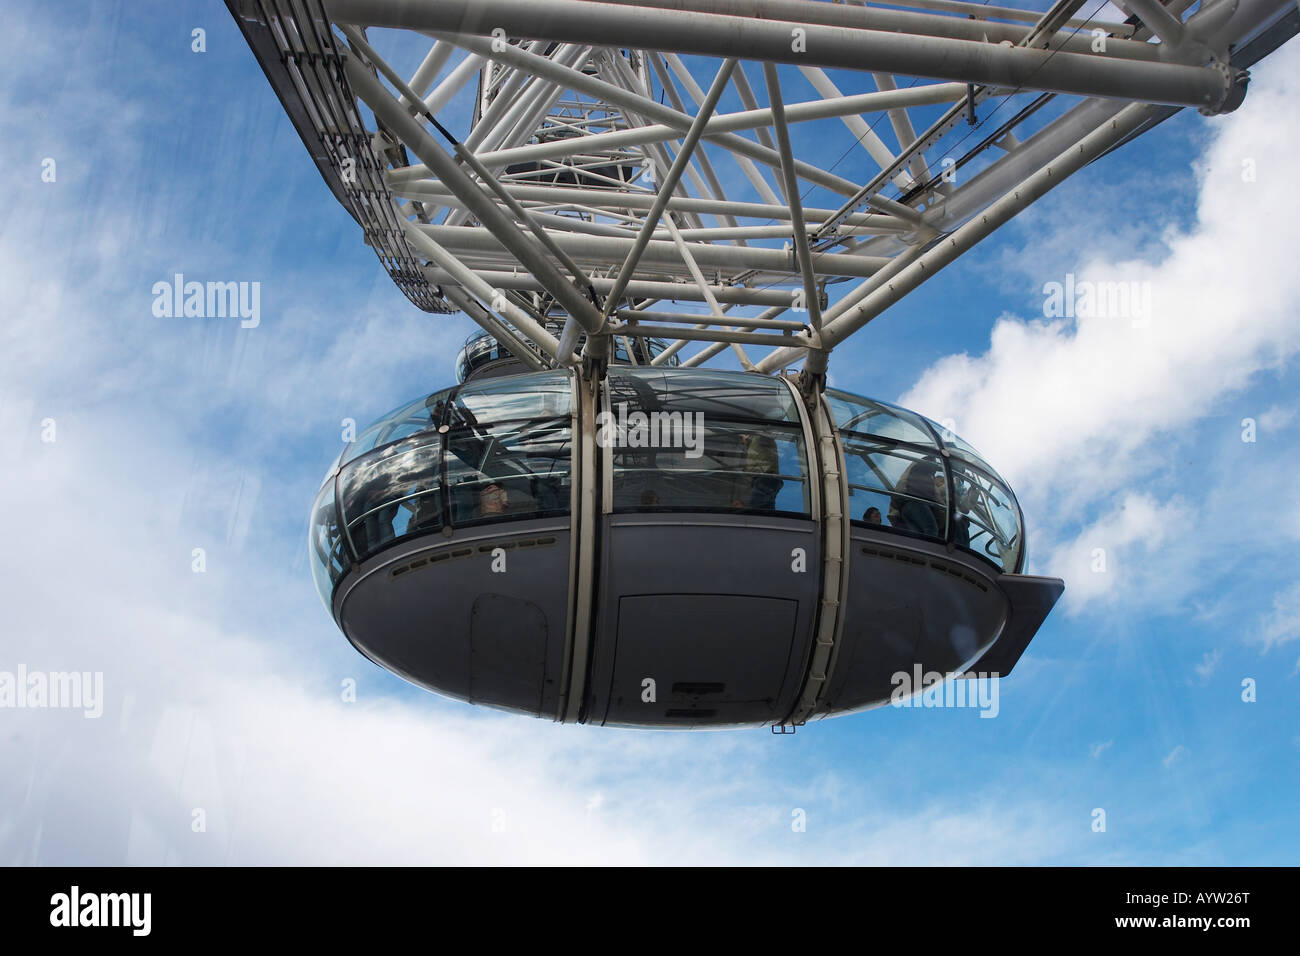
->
[0,866,1288,941]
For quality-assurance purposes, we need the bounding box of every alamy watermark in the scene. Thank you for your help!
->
[151,273,260,328]
[1042,273,1150,325]
[596,402,705,458]
[0,666,103,718]
[50,886,150,936]
[890,665,999,718]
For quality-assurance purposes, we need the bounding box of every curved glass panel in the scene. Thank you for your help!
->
[343,389,452,466]
[841,434,948,540]
[449,370,572,426]
[608,370,809,515]
[827,389,938,447]
[612,420,809,514]
[949,459,1022,572]
[308,481,347,610]
[643,338,677,366]
[609,368,801,423]
[319,448,345,490]
[921,415,1002,475]
[445,415,573,526]
[338,432,443,560]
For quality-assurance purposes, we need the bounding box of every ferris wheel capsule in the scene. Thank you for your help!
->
[309,348,1062,728]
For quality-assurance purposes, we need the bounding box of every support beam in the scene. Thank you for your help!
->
[342,47,609,343]
[602,58,737,315]
[328,0,1240,111]
[413,223,890,278]
[391,81,968,176]
[419,269,802,306]
[565,0,1152,58]
[1125,0,1188,48]
[756,101,1159,371]
[612,323,807,347]
[763,62,822,333]
[663,216,755,369]
[401,220,570,364]
[339,25,599,295]
[439,285,548,372]
[423,32,866,196]
[616,309,808,331]
[390,180,910,232]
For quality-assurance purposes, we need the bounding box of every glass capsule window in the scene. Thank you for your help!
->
[309,481,347,610]
[337,432,443,561]
[922,415,990,465]
[841,435,948,541]
[444,417,573,526]
[836,396,1025,573]
[608,368,810,515]
[949,458,1023,572]
[341,388,451,467]
[308,371,578,610]
[609,367,802,423]
[307,370,1027,614]
[827,389,938,447]
[443,370,574,527]
[449,371,572,424]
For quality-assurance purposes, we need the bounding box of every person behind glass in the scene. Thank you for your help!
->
[478,479,509,517]
[737,430,781,510]
[864,506,882,524]
[405,450,444,532]
[932,470,972,548]
[351,475,402,552]
[896,466,941,537]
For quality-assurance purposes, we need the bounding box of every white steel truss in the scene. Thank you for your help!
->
[226,0,1299,376]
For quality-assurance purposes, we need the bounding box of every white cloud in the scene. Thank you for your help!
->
[1257,405,1296,432]
[1043,492,1191,611]
[1090,739,1113,759]
[0,420,1093,864]
[1258,582,1300,652]
[2,1,1294,867]
[0,28,1094,864]
[899,42,1300,616]
[1193,649,1223,684]
[901,43,1300,520]
[1163,745,1188,768]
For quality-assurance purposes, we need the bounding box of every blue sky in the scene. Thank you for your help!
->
[1,0,1297,864]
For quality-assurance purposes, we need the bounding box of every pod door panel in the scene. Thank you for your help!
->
[588,519,820,727]
[338,524,571,717]
[604,594,799,727]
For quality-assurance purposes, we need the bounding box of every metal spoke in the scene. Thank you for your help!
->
[226,0,1295,374]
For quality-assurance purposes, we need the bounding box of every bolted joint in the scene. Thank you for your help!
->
[580,342,609,382]
[1201,61,1250,115]
[795,366,827,407]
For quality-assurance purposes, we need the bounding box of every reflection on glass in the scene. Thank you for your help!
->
[449,371,572,427]
[445,416,572,526]
[610,368,801,424]
[309,482,347,610]
[342,389,451,466]
[950,459,1022,572]
[842,434,948,540]
[827,389,937,447]
[923,415,991,466]
[338,433,443,560]
[608,370,811,516]
[612,424,808,514]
